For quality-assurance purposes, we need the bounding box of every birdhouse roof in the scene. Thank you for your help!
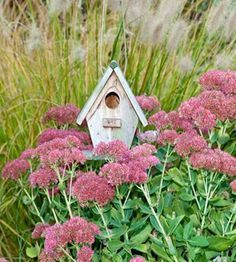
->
[77,61,148,126]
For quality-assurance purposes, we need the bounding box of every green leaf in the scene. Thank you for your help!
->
[211,199,231,207]
[183,221,193,240]
[179,193,195,202]
[131,243,149,253]
[188,236,209,247]
[26,246,40,258]
[168,167,186,186]
[218,134,230,145]
[107,240,124,252]
[168,215,185,235]
[151,244,172,262]
[208,236,234,251]
[130,224,152,244]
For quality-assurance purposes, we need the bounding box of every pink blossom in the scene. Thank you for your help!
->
[0,258,9,262]
[38,128,91,149]
[148,111,169,129]
[32,223,50,239]
[42,217,99,259]
[179,97,202,119]
[192,107,216,130]
[73,172,115,206]
[167,111,193,131]
[64,217,100,245]
[130,256,146,262]
[39,250,61,262]
[94,140,129,162]
[99,163,129,186]
[2,158,30,180]
[189,149,236,176]
[198,91,228,121]
[129,144,159,170]
[77,246,94,262]
[20,148,36,159]
[42,104,80,126]
[47,148,86,166]
[29,167,58,188]
[157,130,178,145]
[174,131,207,157]
[136,95,160,112]
[138,130,158,143]
[199,70,236,95]
[230,180,236,192]
[126,162,148,183]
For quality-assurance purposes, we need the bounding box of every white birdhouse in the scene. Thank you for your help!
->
[76,61,148,148]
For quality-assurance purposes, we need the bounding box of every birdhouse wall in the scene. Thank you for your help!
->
[86,72,139,147]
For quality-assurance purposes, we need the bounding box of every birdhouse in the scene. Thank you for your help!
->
[76,61,148,148]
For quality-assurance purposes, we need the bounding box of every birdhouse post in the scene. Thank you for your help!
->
[77,61,148,148]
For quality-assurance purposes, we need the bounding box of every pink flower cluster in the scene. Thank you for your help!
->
[148,110,193,131]
[199,70,236,95]
[138,130,158,143]
[38,128,91,148]
[175,131,207,157]
[32,223,50,239]
[29,167,58,188]
[42,104,80,126]
[98,142,159,185]
[35,135,86,168]
[0,259,8,262]
[73,172,115,206]
[76,246,94,262]
[230,180,236,192]
[40,216,99,261]
[190,149,236,176]
[94,140,129,162]
[136,95,160,112]
[2,158,30,180]
[130,256,146,262]
[157,129,178,145]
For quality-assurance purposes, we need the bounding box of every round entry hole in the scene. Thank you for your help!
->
[105,92,120,109]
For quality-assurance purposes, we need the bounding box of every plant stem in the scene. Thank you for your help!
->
[116,187,129,242]
[62,189,73,218]
[45,189,59,223]
[19,180,44,223]
[60,246,76,262]
[186,160,201,211]
[95,204,111,240]
[139,184,178,262]
[157,144,171,203]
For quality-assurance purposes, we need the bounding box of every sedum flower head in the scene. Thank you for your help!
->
[190,149,236,176]
[99,163,129,186]
[130,256,146,262]
[175,131,207,157]
[230,180,236,192]
[29,167,58,188]
[38,128,91,148]
[77,246,94,262]
[73,172,115,206]
[136,95,160,112]
[199,70,236,95]
[94,140,129,162]
[138,130,159,144]
[32,223,50,239]
[157,129,179,146]
[42,104,80,126]
[2,158,30,180]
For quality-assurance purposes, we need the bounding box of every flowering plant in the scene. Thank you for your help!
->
[1,71,236,261]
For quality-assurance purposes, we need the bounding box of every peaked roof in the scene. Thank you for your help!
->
[76,61,148,126]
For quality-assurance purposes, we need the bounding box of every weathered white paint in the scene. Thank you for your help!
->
[86,72,139,147]
[76,61,148,148]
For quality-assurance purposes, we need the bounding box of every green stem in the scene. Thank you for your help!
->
[157,144,171,203]
[116,187,129,242]
[60,246,76,261]
[140,184,178,262]
[123,184,133,208]
[186,160,201,211]
[96,204,111,240]
[45,189,59,223]
[19,180,44,223]
[62,189,73,218]
[224,202,236,235]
